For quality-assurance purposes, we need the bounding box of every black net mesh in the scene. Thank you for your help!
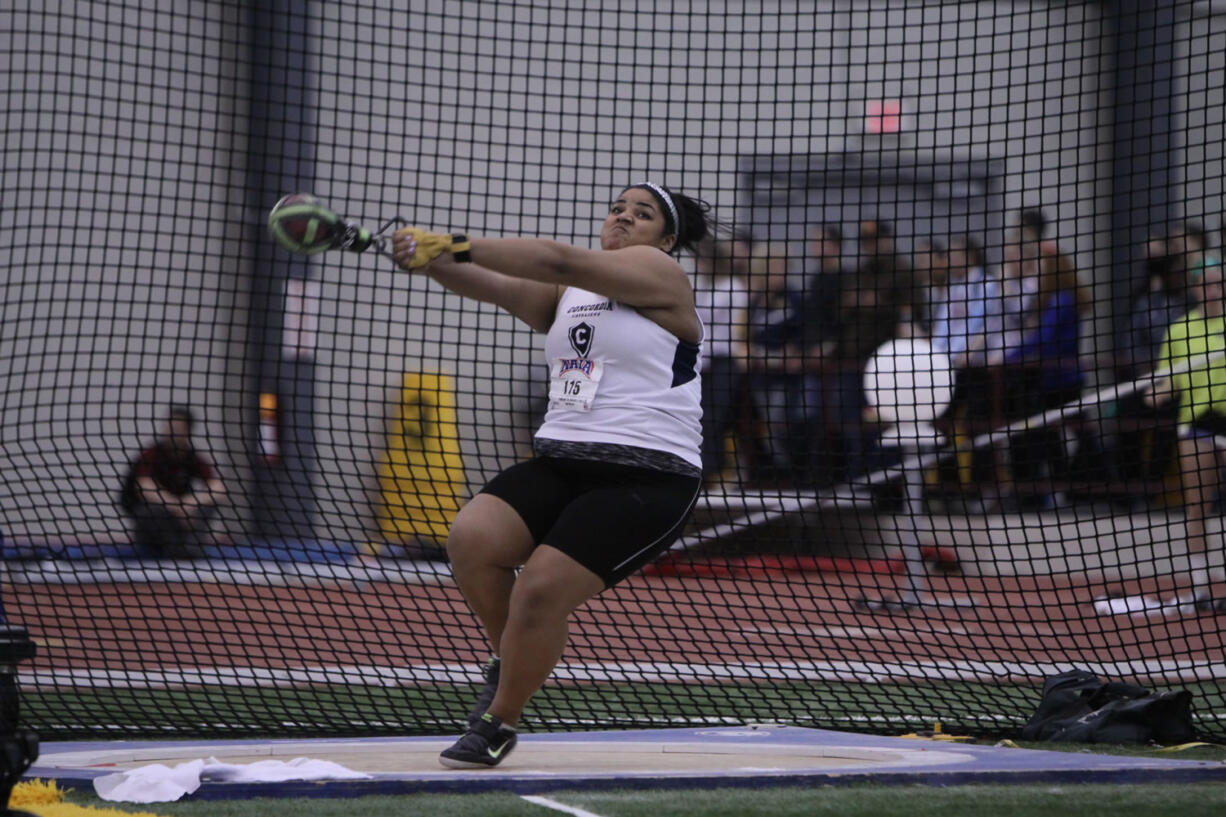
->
[3,0,1224,741]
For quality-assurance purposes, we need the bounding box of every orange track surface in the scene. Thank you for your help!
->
[18,568,1225,679]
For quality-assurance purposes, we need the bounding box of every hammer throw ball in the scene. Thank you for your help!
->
[268,193,345,255]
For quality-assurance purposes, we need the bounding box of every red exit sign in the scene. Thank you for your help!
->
[864,99,904,134]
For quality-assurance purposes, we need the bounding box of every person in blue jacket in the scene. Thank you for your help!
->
[1004,248,1090,509]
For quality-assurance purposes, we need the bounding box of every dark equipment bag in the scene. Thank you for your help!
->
[1021,669,1195,744]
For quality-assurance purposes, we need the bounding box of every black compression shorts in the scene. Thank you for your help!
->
[479,456,701,587]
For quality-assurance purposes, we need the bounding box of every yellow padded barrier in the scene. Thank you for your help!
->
[375,371,467,550]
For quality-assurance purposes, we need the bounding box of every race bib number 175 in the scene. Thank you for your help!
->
[548,357,604,412]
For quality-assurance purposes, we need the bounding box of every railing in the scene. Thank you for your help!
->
[726,357,1185,510]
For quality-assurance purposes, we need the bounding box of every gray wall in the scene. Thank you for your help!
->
[1,0,1221,546]
[1176,2,1226,227]
[1,1,252,543]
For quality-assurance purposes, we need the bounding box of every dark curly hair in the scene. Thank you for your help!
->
[628,183,714,257]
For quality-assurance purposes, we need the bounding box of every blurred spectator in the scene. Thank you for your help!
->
[796,224,847,485]
[855,220,912,312]
[1019,209,1054,259]
[908,238,949,338]
[745,242,808,484]
[1114,233,1189,493]
[693,236,751,485]
[119,406,226,559]
[1010,216,1088,380]
[923,236,1001,497]
[986,239,1040,367]
[800,224,846,343]
[1125,233,1193,378]
[1003,236,1091,509]
[824,220,913,480]
[930,235,999,370]
[1147,262,1226,607]
[1177,221,1215,279]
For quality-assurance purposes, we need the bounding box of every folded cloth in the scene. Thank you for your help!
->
[94,759,206,803]
[94,756,372,803]
[200,756,372,783]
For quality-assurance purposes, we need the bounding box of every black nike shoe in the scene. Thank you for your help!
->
[467,656,501,726]
[439,712,518,768]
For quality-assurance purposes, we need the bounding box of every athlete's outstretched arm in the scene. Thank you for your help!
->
[460,238,691,311]
[419,260,559,334]
[393,228,692,312]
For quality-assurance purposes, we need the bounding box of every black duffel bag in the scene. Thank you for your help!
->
[1021,669,1195,744]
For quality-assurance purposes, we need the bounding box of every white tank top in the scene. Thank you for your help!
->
[535,286,703,470]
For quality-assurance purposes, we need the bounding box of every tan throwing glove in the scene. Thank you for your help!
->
[395,226,473,268]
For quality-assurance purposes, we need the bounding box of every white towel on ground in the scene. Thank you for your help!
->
[94,756,372,803]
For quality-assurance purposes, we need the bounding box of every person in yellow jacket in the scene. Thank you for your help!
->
[1147,262,1226,611]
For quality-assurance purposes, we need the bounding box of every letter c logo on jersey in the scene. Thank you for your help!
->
[568,322,594,357]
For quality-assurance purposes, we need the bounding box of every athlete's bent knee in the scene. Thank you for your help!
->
[446,496,534,569]
[507,574,572,625]
[445,519,496,568]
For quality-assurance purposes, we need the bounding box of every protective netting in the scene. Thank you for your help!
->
[3,0,1224,741]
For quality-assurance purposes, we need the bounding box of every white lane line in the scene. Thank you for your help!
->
[521,794,607,817]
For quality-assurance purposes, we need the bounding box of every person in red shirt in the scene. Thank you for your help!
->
[119,407,226,558]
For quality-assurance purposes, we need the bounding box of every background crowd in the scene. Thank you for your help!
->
[693,212,1225,513]
[120,212,1226,559]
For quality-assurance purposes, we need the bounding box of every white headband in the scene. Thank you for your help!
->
[634,181,679,236]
